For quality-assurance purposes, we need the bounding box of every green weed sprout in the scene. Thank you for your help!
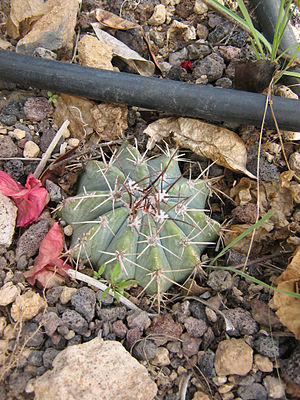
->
[205,0,300,81]
[60,141,220,295]
[94,262,137,302]
[47,91,58,104]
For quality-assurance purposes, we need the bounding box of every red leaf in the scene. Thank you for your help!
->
[0,171,48,227]
[24,222,72,288]
[180,60,193,72]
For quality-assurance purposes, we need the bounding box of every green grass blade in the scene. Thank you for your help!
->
[204,0,272,54]
[210,211,273,265]
[236,0,265,58]
[281,70,300,78]
[208,265,300,299]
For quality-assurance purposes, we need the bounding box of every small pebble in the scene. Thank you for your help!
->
[151,347,170,366]
[11,128,26,139]
[60,287,77,304]
[23,141,40,158]
[133,339,158,361]
[254,354,273,372]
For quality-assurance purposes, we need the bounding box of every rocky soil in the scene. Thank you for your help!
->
[0,1,299,399]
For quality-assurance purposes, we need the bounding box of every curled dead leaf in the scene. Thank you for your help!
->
[91,103,128,140]
[95,8,139,30]
[273,246,300,339]
[52,94,95,139]
[144,117,256,178]
[224,223,271,255]
[92,22,155,77]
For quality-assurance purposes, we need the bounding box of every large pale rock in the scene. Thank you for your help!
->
[16,0,81,57]
[214,338,253,376]
[11,290,46,322]
[0,193,17,247]
[31,338,157,400]
[78,35,113,70]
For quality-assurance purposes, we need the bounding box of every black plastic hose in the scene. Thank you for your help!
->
[0,49,299,131]
[251,0,300,97]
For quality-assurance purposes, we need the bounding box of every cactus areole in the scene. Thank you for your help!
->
[60,142,220,294]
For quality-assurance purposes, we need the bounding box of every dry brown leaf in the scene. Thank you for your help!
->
[6,0,53,39]
[224,224,271,255]
[52,94,95,139]
[91,103,128,140]
[95,9,162,74]
[95,8,139,30]
[273,246,300,339]
[144,117,256,178]
[92,22,155,77]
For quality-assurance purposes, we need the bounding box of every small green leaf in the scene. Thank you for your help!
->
[99,287,110,301]
[114,290,121,303]
[110,261,121,280]
[98,263,106,276]
[117,279,137,289]
[47,91,53,97]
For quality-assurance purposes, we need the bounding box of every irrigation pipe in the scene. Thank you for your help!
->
[251,0,300,97]
[0,50,299,131]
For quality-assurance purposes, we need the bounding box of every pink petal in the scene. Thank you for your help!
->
[0,172,48,227]
[24,223,72,288]
[0,170,24,196]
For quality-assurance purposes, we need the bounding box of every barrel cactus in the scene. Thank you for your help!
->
[60,141,220,295]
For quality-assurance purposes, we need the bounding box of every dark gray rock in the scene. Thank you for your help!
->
[16,220,50,260]
[97,305,127,322]
[281,343,300,387]
[4,159,24,181]
[224,308,258,337]
[40,126,63,152]
[184,316,207,337]
[8,370,31,396]
[28,350,44,367]
[127,310,150,331]
[67,334,82,346]
[45,180,63,202]
[188,43,211,60]
[46,286,64,305]
[71,286,96,322]
[42,347,60,368]
[254,336,280,358]
[238,383,267,400]
[207,270,233,291]
[133,340,158,361]
[198,349,216,379]
[61,309,89,334]
[189,301,207,321]
[0,135,19,158]
[21,323,44,348]
[208,22,232,43]
[215,77,232,88]
[96,289,114,305]
[193,53,225,82]
[247,144,279,182]
[0,114,17,125]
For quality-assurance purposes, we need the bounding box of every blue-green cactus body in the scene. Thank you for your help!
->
[61,142,220,294]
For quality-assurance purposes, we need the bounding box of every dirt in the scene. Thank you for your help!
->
[0,1,299,399]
